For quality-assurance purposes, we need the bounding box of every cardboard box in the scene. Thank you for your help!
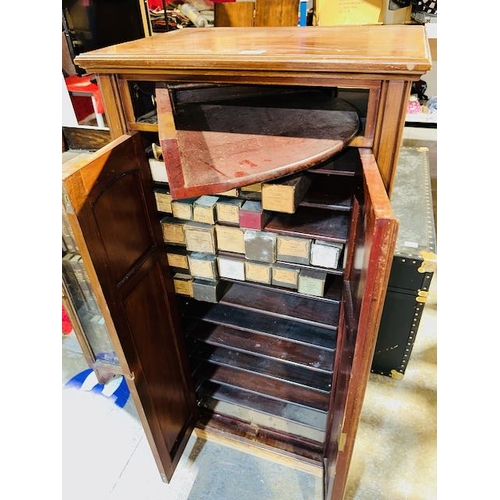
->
[173,273,194,297]
[216,198,244,225]
[277,235,311,265]
[215,225,246,254]
[244,230,277,263]
[262,174,311,214]
[298,269,327,297]
[160,217,186,245]
[315,0,383,26]
[215,188,239,197]
[272,264,299,290]
[188,252,218,280]
[193,278,224,303]
[239,200,269,230]
[310,240,343,269]
[184,222,217,254]
[172,197,197,221]
[315,0,410,26]
[245,261,272,285]
[193,195,219,225]
[149,158,168,183]
[154,188,172,213]
[217,255,245,281]
[240,182,262,196]
[166,246,190,273]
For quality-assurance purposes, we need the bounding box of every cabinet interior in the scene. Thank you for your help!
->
[138,82,370,464]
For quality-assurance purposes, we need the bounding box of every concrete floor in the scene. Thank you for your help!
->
[62,131,437,500]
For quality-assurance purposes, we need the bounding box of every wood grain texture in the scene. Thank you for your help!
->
[254,0,299,26]
[62,126,111,151]
[74,25,432,77]
[62,133,198,482]
[156,85,358,199]
[324,149,398,500]
[214,2,254,26]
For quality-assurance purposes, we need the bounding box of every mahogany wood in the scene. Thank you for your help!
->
[197,380,327,430]
[182,301,337,348]
[192,345,332,391]
[300,174,354,211]
[66,26,422,499]
[324,151,399,500]
[219,282,339,328]
[194,362,330,411]
[265,206,350,242]
[186,321,335,372]
[156,85,358,199]
[62,133,198,481]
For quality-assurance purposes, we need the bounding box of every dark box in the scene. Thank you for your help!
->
[193,278,224,303]
[244,230,277,263]
[372,147,436,379]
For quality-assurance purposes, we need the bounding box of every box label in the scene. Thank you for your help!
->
[218,257,245,281]
[193,206,216,224]
[167,253,188,269]
[262,185,293,213]
[162,223,185,244]
[155,192,172,213]
[273,267,299,286]
[216,225,245,254]
[172,201,193,221]
[277,237,310,260]
[245,261,271,284]
[173,277,193,296]
[189,258,216,279]
[185,227,216,253]
[217,202,241,224]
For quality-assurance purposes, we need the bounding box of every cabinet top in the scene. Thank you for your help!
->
[74,25,432,77]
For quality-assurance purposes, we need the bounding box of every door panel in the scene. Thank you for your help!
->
[62,133,198,481]
[324,149,398,500]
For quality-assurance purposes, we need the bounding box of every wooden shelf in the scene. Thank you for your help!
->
[265,206,350,243]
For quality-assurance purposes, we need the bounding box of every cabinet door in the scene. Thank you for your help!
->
[62,133,198,482]
[324,150,398,500]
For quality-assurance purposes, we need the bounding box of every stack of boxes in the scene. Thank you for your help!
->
[154,172,345,303]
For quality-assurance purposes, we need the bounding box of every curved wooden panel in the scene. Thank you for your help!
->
[157,87,359,199]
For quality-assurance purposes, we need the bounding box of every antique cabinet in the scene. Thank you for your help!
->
[65,26,431,500]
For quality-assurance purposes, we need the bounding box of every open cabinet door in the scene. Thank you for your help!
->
[62,132,198,482]
[323,149,399,500]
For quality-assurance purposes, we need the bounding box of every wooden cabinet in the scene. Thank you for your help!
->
[64,26,431,500]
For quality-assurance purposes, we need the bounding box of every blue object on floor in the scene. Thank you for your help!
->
[65,368,130,408]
